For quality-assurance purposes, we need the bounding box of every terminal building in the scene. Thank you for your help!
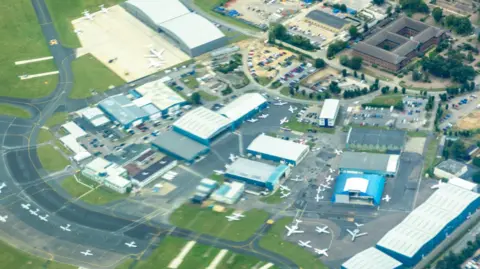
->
[152,131,209,162]
[225,158,290,191]
[98,94,149,128]
[247,134,310,166]
[133,79,187,117]
[123,0,227,57]
[346,127,406,153]
[332,173,386,206]
[339,152,400,177]
[376,184,480,266]
[319,99,340,127]
[59,121,91,162]
[341,247,403,269]
[211,181,245,204]
[218,93,268,128]
[82,157,132,193]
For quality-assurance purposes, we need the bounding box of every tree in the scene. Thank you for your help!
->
[467,51,474,62]
[314,58,326,68]
[342,69,347,77]
[445,104,449,110]
[402,87,406,94]
[308,92,314,99]
[316,93,323,101]
[473,157,480,168]
[400,0,429,13]
[361,73,365,80]
[340,4,347,13]
[327,41,348,57]
[301,89,306,96]
[372,0,385,5]
[386,6,392,15]
[451,140,468,160]
[349,26,359,39]
[329,81,341,94]
[340,55,349,66]
[354,71,358,78]
[289,87,295,96]
[349,56,363,70]
[394,86,398,93]
[432,7,443,22]
[191,92,201,104]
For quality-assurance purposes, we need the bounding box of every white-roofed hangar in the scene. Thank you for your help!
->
[247,134,310,166]
[218,93,268,128]
[123,0,227,57]
[342,247,403,269]
[319,99,340,127]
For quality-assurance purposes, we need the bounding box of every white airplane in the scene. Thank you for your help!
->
[314,248,328,257]
[315,193,323,202]
[81,250,93,256]
[354,222,364,228]
[280,117,289,125]
[334,149,343,155]
[148,58,164,69]
[288,106,297,113]
[213,170,225,175]
[431,180,445,189]
[60,224,71,232]
[294,219,303,225]
[125,241,137,248]
[315,225,330,234]
[298,240,312,248]
[99,4,109,13]
[320,183,331,189]
[258,114,269,119]
[145,47,165,60]
[325,175,333,182]
[82,10,94,20]
[291,176,303,182]
[0,215,8,223]
[232,212,245,218]
[247,118,258,123]
[279,185,291,192]
[382,195,391,203]
[280,192,291,198]
[329,168,335,173]
[39,214,49,222]
[29,208,39,216]
[228,153,237,162]
[347,229,368,241]
[285,225,304,236]
[73,29,83,35]
[316,186,323,193]
[21,203,31,210]
[273,101,287,106]
[0,182,6,193]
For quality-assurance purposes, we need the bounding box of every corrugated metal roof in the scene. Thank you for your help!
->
[226,158,280,183]
[342,247,402,269]
[344,177,369,192]
[173,107,232,140]
[306,10,348,29]
[247,134,309,163]
[99,94,148,126]
[436,159,467,175]
[346,127,406,149]
[135,79,186,111]
[218,93,267,122]
[334,173,385,205]
[319,99,340,120]
[125,0,190,25]
[339,152,398,173]
[62,122,87,139]
[152,130,209,161]
[448,177,478,191]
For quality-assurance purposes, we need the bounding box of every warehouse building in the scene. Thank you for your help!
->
[434,159,468,180]
[192,178,218,203]
[448,177,478,192]
[218,93,268,128]
[332,173,385,206]
[59,135,92,163]
[151,131,209,162]
[339,152,400,177]
[173,106,232,145]
[129,156,177,188]
[247,134,310,166]
[376,184,480,266]
[346,127,406,153]
[341,247,403,269]
[319,99,340,127]
[82,157,132,193]
[225,158,290,191]
[123,0,227,57]
[211,181,245,204]
[77,107,110,127]
[305,10,350,33]
[133,79,187,117]
[98,94,149,128]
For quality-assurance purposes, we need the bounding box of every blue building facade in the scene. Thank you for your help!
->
[246,149,297,166]
[226,101,268,129]
[225,164,289,191]
[332,173,385,205]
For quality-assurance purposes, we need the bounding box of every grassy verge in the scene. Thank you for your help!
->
[407,130,429,137]
[424,137,442,173]
[0,104,31,118]
[61,175,92,199]
[284,116,335,134]
[37,145,70,172]
[198,90,219,101]
[62,174,127,205]
[399,81,450,92]
[222,29,250,43]
[256,76,272,86]
[45,112,69,128]
[259,218,327,269]
[0,240,75,269]
[0,0,57,98]
[70,54,125,99]
[54,140,71,155]
[260,191,284,204]
[37,129,54,144]
[368,94,403,107]
[170,204,269,242]
[181,75,200,89]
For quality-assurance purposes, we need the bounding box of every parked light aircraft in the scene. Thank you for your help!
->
[291,176,303,182]
[39,214,49,222]
[347,229,368,241]
[316,186,324,193]
[354,222,364,228]
[125,241,137,248]
[315,193,323,202]
[298,240,312,248]
[226,213,245,222]
[247,118,258,123]
[21,203,31,210]
[334,149,343,155]
[74,29,83,35]
[258,114,269,119]
[288,106,297,113]
[232,212,245,218]
[273,101,287,106]
[314,248,328,257]
[82,10,94,20]
[0,182,6,193]
[280,192,291,198]
[329,168,335,173]
[431,180,445,189]
[280,117,289,125]
[29,208,39,216]
[279,185,291,192]
[148,59,164,69]
[81,250,93,256]
[325,175,333,182]
[315,225,329,234]
[0,215,8,223]
[145,47,165,60]
[228,153,237,162]
[99,4,109,13]
[382,195,391,202]
[320,183,331,189]
[60,224,71,232]
[285,225,303,236]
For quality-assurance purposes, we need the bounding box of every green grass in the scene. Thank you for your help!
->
[170,204,269,242]
[37,129,54,144]
[198,90,219,101]
[45,0,124,48]
[194,0,261,33]
[54,140,71,155]
[61,175,92,199]
[179,244,220,269]
[62,174,127,205]
[424,137,441,173]
[361,67,393,82]
[69,54,125,99]
[217,253,276,269]
[209,173,225,184]
[45,112,69,128]
[407,130,429,137]
[259,218,327,269]
[181,75,200,89]
[0,0,57,98]
[369,94,403,107]
[260,191,284,204]
[222,29,250,43]
[0,240,75,269]
[37,145,70,172]
[0,104,31,119]
[284,116,335,134]
[256,76,272,86]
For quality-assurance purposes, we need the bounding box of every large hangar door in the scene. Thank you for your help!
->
[335,194,350,204]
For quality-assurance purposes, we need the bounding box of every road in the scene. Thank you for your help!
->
[0,0,298,268]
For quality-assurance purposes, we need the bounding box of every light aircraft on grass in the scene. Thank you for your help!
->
[258,114,269,119]
[347,229,368,241]
[225,213,245,222]
[125,241,137,248]
[315,225,329,234]
[0,215,8,223]
[82,10,94,20]
[314,248,328,257]
[247,118,258,123]
[232,212,245,218]
[280,117,289,125]
[60,224,71,232]
[39,214,49,222]
[382,194,391,202]
[298,240,312,248]
[21,203,31,210]
[29,208,39,216]
[81,250,93,256]
[280,192,291,198]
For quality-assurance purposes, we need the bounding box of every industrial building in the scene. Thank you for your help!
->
[448,177,478,192]
[353,16,446,72]
[434,159,468,180]
[247,134,310,166]
[77,107,110,127]
[339,152,400,177]
[225,157,290,191]
[151,131,209,162]
[319,99,340,127]
[346,127,406,153]
[218,93,268,128]
[376,184,480,266]
[192,178,218,203]
[129,156,177,188]
[133,79,187,117]
[211,181,245,204]
[98,94,149,128]
[82,157,132,193]
[59,121,91,162]
[305,10,350,33]
[123,0,227,57]
[61,122,87,139]
[332,173,386,206]
[341,247,403,269]
[173,106,232,145]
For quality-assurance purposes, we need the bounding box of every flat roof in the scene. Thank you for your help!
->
[448,177,478,191]
[62,122,87,139]
[134,79,186,111]
[218,93,267,122]
[346,127,406,149]
[59,135,91,162]
[247,134,309,163]
[132,156,176,182]
[213,181,244,199]
[173,107,232,140]
[339,152,399,173]
[99,94,148,126]
[306,10,348,29]
[124,0,190,25]
[85,157,130,188]
[152,130,209,161]
[226,158,287,183]
[319,99,340,120]
[377,184,480,258]
[436,159,467,175]
[342,247,402,269]
[344,177,369,193]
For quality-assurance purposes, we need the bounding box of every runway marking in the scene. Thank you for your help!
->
[15,56,54,65]
[168,240,196,268]
[206,249,228,269]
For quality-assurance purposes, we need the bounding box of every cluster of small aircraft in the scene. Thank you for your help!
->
[81,5,110,21]
[285,219,329,257]
[21,203,49,222]
[279,185,291,198]
[246,113,269,123]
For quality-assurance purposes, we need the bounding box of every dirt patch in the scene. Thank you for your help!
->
[405,137,426,154]
[247,41,297,78]
[457,111,480,130]
[306,67,339,84]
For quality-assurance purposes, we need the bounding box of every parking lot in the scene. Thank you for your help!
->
[247,43,298,79]
[278,62,317,88]
[225,0,304,26]
[439,94,479,130]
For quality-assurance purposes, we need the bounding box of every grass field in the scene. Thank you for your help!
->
[181,75,200,89]
[37,145,70,172]
[0,104,31,119]
[61,175,92,199]
[0,240,75,269]
[170,204,269,242]
[0,0,57,98]
[198,90,219,101]
[61,174,127,205]
[368,94,403,107]
[284,115,335,134]
[424,136,441,173]
[259,218,327,269]
[37,129,54,144]
[222,29,250,44]
[54,140,72,155]
[45,112,69,128]
[260,191,284,204]
[69,54,125,99]
[256,76,272,86]
[45,0,124,48]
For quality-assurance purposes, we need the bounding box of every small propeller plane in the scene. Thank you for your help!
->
[314,248,328,257]
[315,225,329,234]
[81,250,93,256]
[298,240,312,248]
[125,241,137,248]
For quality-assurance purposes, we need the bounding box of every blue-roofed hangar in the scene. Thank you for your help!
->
[99,94,149,128]
[332,173,385,206]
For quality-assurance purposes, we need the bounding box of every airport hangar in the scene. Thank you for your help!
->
[123,0,227,57]
[346,127,406,153]
[332,173,385,206]
[247,134,310,166]
[319,98,340,127]
[341,247,403,269]
[98,94,150,129]
[339,152,400,177]
[218,93,268,128]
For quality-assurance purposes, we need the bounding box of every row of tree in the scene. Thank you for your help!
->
[421,53,476,83]
[434,234,480,269]
[269,24,317,51]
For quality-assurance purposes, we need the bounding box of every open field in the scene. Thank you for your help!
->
[284,115,335,134]
[457,111,480,130]
[0,0,57,98]
[424,137,441,173]
[45,112,69,128]
[181,75,200,90]
[61,174,127,205]
[259,218,327,269]
[69,54,125,99]
[61,175,92,199]
[170,204,269,241]
[0,104,31,119]
[368,94,403,107]
[198,90,219,101]
[260,190,284,204]
[0,240,75,269]
[37,129,54,144]
[37,145,70,172]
